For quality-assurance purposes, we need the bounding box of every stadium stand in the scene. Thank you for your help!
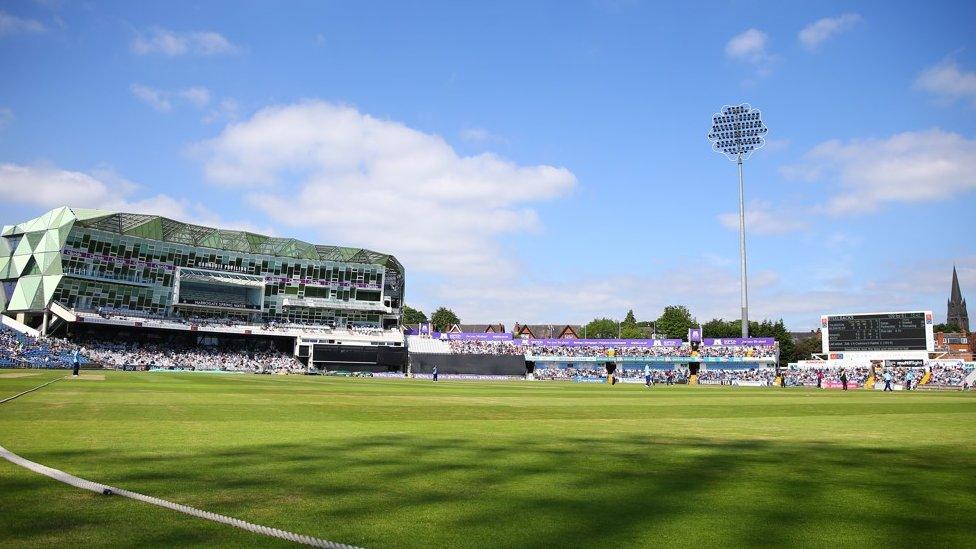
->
[405,336,451,354]
[448,340,522,355]
[926,364,973,387]
[696,368,777,385]
[1,322,300,372]
[0,324,89,368]
[1,207,408,372]
[520,343,777,359]
[77,336,299,372]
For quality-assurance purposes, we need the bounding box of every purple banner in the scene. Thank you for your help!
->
[443,332,513,341]
[517,338,683,347]
[702,337,776,346]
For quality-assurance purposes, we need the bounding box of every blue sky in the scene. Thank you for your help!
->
[1,0,974,329]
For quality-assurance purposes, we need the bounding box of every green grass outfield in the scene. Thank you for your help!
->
[1,370,975,548]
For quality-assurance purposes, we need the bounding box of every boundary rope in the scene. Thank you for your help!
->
[0,375,361,548]
[0,376,63,405]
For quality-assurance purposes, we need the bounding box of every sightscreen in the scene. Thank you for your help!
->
[825,312,929,352]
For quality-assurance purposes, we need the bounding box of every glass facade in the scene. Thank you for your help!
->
[0,207,404,327]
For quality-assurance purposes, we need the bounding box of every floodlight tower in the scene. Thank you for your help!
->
[707,104,768,338]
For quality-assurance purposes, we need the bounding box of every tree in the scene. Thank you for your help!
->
[701,316,797,367]
[702,318,739,338]
[620,323,646,339]
[623,309,637,326]
[792,332,822,362]
[584,318,619,339]
[401,305,427,326]
[933,323,962,333]
[430,307,460,332]
[753,318,794,368]
[655,305,696,339]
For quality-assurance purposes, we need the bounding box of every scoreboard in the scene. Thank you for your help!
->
[822,311,933,353]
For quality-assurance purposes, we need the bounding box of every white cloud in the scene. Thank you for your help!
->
[0,107,13,130]
[130,84,172,112]
[459,127,504,144]
[0,10,45,35]
[763,138,791,153]
[0,163,185,217]
[798,13,861,50]
[0,163,267,233]
[131,84,213,112]
[866,257,973,298]
[725,28,774,75]
[203,98,240,124]
[726,28,767,60]
[717,200,808,235]
[132,27,238,56]
[778,162,821,182]
[756,256,976,326]
[782,129,976,214]
[195,100,577,277]
[178,86,211,108]
[915,59,976,106]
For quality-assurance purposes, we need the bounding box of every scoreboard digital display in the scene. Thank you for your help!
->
[824,312,930,352]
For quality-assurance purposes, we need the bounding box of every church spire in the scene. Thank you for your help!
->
[947,264,969,333]
[950,265,963,303]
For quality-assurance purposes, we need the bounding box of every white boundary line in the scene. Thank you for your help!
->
[0,376,361,548]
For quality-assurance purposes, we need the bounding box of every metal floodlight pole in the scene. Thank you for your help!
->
[706,103,768,339]
[736,153,749,338]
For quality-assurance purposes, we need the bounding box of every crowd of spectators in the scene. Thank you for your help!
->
[780,366,973,388]
[448,340,522,355]
[924,364,971,386]
[523,344,686,358]
[781,367,871,387]
[696,345,777,358]
[84,307,398,338]
[75,335,300,372]
[1,320,304,373]
[533,365,691,382]
[618,366,690,382]
[534,366,608,380]
[448,341,778,359]
[532,364,973,388]
[0,325,87,368]
[697,368,777,385]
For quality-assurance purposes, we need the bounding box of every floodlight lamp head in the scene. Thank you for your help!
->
[707,103,769,162]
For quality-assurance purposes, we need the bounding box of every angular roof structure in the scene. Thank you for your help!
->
[1,207,403,277]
